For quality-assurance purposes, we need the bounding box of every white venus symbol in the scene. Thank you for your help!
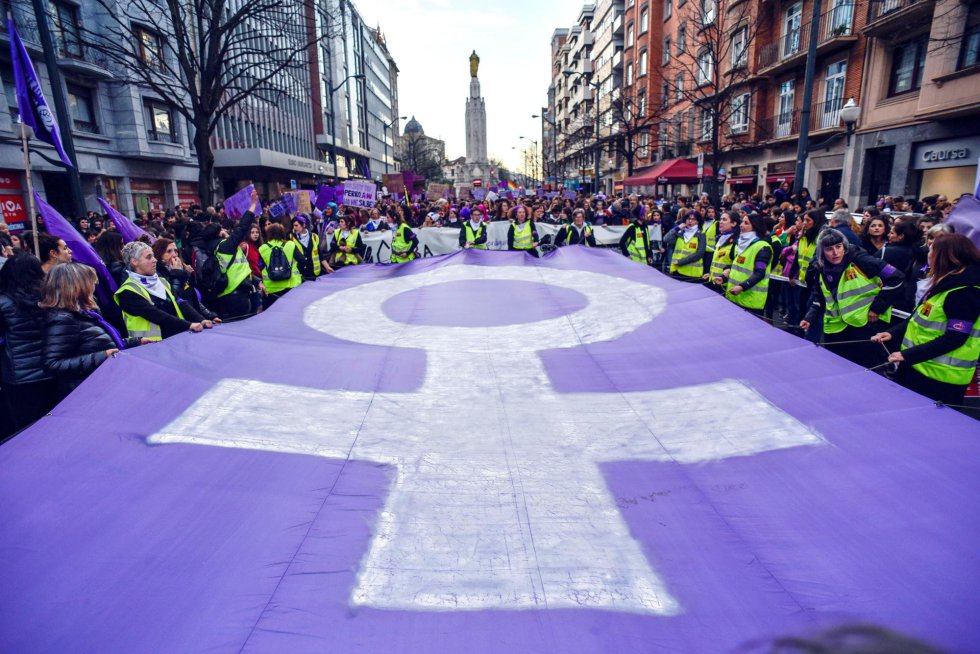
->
[151,263,824,614]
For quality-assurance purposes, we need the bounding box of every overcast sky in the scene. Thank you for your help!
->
[353,0,572,174]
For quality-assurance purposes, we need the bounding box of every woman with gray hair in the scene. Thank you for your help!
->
[114,241,209,341]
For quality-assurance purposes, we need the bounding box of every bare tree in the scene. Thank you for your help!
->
[82,0,340,204]
[660,0,763,201]
[401,131,445,182]
[607,87,666,178]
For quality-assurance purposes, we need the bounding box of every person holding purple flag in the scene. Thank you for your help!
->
[40,263,146,401]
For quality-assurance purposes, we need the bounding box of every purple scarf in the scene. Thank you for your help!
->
[86,310,126,350]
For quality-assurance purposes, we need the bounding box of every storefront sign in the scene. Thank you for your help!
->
[0,169,26,229]
[913,137,980,170]
[176,181,200,210]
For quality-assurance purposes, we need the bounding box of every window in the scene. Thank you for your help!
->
[730,92,750,133]
[627,23,634,48]
[136,26,164,70]
[662,37,671,65]
[144,98,175,142]
[889,37,926,95]
[782,3,803,58]
[700,0,716,26]
[821,60,846,128]
[677,23,687,54]
[640,7,649,33]
[700,109,713,141]
[638,130,650,159]
[731,27,748,69]
[776,80,795,137]
[961,5,980,69]
[665,0,672,19]
[640,49,649,75]
[1,62,18,119]
[626,62,634,85]
[675,73,684,101]
[638,90,647,116]
[661,81,670,106]
[829,0,854,36]
[51,1,82,58]
[696,48,713,85]
[67,84,97,133]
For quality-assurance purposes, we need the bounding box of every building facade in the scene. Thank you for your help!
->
[553,5,597,191]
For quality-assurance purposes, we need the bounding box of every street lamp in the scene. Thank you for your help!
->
[532,111,559,189]
[520,136,539,188]
[329,72,366,179]
[562,70,602,195]
[383,115,407,175]
[838,97,860,146]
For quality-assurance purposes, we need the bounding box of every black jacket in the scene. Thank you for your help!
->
[556,224,597,247]
[116,281,206,339]
[157,262,218,321]
[0,289,49,384]
[43,309,141,397]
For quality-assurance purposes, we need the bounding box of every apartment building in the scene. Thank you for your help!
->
[552,5,597,190]
[845,0,980,206]
[592,0,627,195]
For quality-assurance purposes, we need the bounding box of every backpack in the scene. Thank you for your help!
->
[193,246,227,295]
[266,244,292,281]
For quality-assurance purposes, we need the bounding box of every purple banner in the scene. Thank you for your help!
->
[472,188,486,201]
[315,185,334,210]
[223,185,255,221]
[34,192,117,304]
[97,198,154,244]
[1,249,977,652]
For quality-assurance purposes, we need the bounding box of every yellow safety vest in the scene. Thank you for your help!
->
[818,263,892,334]
[215,239,252,296]
[626,225,648,263]
[290,232,322,276]
[797,236,816,283]
[902,285,980,386]
[725,239,772,310]
[259,240,303,293]
[391,223,416,263]
[464,222,487,249]
[332,231,362,266]
[670,232,702,278]
[113,277,185,341]
[709,236,735,280]
[512,221,534,250]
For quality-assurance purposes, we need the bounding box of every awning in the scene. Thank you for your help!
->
[624,158,712,186]
[766,174,795,184]
[727,176,757,185]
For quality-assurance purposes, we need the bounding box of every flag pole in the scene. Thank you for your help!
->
[19,122,39,257]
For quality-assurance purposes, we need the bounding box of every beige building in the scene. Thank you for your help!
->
[553,4,597,190]
[845,0,980,206]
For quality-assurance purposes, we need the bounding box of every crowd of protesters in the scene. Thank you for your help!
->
[0,182,977,440]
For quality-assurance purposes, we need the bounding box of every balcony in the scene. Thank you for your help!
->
[581,59,595,74]
[57,45,113,79]
[757,4,858,76]
[809,95,845,132]
[864,0,933,36]
[758,110,801,141]
[613,14,623,35]
[612,51,623,69]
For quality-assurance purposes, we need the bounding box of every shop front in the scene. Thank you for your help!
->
[912,135,980,200]
[0,169,28,232]
[130,179,167,213]
[176,182,201,210]
[765,161,797,192]
[726,165,759,197]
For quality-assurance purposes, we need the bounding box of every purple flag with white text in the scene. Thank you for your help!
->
[98,198,154,244]
[7,18,73,168]
[1,248,977,653]
[223,185,255,220]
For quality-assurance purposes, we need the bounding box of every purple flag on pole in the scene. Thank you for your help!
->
[944,179,980,248]
[314,185,333,210]
[97,198,154,244]
[35,192,116,304]
[0,249,977,652]
[223,185,255,221]
[7,19,73,168]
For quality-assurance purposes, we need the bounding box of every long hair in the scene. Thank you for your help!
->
[745,213,768,238]
[0,251,44,301]
[151,237,175,262]
[38,262,98,312]
[803,209,826,241]
[929,233,980,284]
[93,231,125,263]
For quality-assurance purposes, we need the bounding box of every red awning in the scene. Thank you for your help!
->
[727,176,757,185]
[766,174,795,184]
[624,159,712,186]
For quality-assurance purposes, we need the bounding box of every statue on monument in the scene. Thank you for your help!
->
[469,51,480,78]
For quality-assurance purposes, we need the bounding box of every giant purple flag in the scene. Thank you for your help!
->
[35,192,117,304]
[7,18,73,168]
[1,248,977,652]
[97,198,154,244]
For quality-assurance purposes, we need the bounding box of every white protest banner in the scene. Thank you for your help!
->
[344,181,377,209]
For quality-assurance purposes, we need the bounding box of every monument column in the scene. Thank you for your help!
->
[465,51,488,166]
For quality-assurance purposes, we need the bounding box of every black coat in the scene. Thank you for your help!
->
[0,289,49,384]
[43,309,140,397]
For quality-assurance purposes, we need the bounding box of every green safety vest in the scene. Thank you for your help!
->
[626,225,648,263]
[670,232,702,278]
[391,223,416,263]
[332,231,361,266]
[818,263,892,334]
[709,236,735,280]
[113,277,185,341]
[464,222,487,249]
[259,240,302,294]
[703,220,717,252]
[566,225,593,246]
[215,239,252,296]
[797,236,816,283]
[512,221,534,250]
[290,232,322,276]
[725,239,772,310]
[902,286,980,386]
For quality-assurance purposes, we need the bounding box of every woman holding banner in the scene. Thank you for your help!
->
[507,206,539,257]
